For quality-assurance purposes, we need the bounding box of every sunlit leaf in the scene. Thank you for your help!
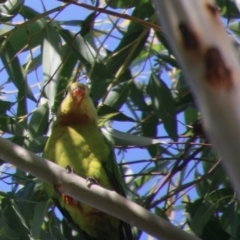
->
[101,126,168,147]
[0,0,24,22]
[42,24,63,110]
[97,104,134,126]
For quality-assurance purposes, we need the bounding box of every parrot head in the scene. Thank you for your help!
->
[57,82,97,124]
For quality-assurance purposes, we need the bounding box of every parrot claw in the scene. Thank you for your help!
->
[65,165,75,173]
[86,177,98,188]
[54,184,63,195]
[53,166,75,195]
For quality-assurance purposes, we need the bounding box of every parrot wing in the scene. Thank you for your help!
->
[102,136,134,240]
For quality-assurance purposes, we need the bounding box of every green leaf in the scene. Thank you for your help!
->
[141,113,159,157]
[155,207,169,221]
[0,218,19,240]
[106,0,141,9]
[129,81,148,110]
[0,100,13,115]
[154,25,172,53]
[106,4,150,75]
[97,104,134,126]
[215,0,240,19]
[227,202,240,239]
[191,203,216,235]
[0,40,36,103]
[59,29,112,78]
[186,199,231,240]
[15,181,48,229]
[206,188,234,203]
[91,2,151,100]
[28,103,49,139]
[103,80,133,109]
[0,115,25,135]
[9,6,46,52]
[156,52,179,68]
[0,0,24,22]
[1,198,30,239]
[59,28,113,101]
[55,20,83,26]
[52,44,79,113]
[147,73,177,140]
[31,202,48,239]
[80,12,95,37]
[23,53,42,74]
[27,136,48,153]
[42,210,66,240]
[102,126,167,147]
[229,22,240,36]
[194,169,210,197]
[184,107,198,125]
[42,23,63,110]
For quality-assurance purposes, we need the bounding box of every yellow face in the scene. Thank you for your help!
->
[70,83,86,104]
[57,83,97,123]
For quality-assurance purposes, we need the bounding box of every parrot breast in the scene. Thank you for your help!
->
[42,83,131,240]
[43,121,120,239]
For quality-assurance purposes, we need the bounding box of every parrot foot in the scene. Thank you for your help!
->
[54,184,63,195]
[53,166,75,195]
[86,177,98,188]
[65,165,75,173]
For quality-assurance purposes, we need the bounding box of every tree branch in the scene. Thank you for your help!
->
[60,0,161,31]
[0,137,200,240]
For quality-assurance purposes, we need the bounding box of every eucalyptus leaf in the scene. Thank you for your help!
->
[147,73,177,140]
[0,0,24,22]
[101,126,168,147]
[42,24,62,110]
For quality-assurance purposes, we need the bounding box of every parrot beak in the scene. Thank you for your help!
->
[72,86,85,103]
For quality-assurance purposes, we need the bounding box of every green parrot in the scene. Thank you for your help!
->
[43,82,133,240]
